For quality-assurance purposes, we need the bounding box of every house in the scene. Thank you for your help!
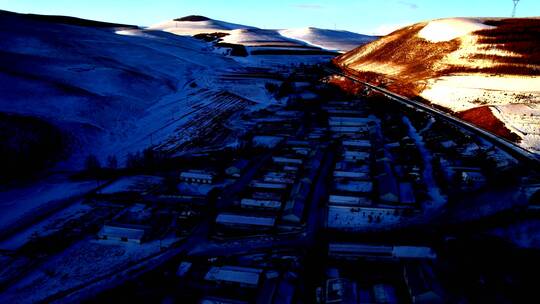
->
[329,243,435,260]
[180,170,214,184]
[393,246,437,259]
[399,182,416,205]
[257,273,296,304]
[263,172,296,184]
[333,171,369,180]
[328,195,372,206]
[342,139,371,150]
[97,223,148,244]
[204,265,263,288]
[327,206,405,230]
[334,181,373,194]
[328,116,373,127]
[461,170,487,186]
[240,198,282,211]
[328,243,394,260]
[176,261,193,278]
[216,213,276,231]
[377,174,399,203]
[250,181,288,191]
[282,179,311,223]
[272,156,303,166]
[373,284,398,304]
[343,150,370,162]
[200,297,248,304]
[330,126,368,134]
[324,278,358,304]
[226,159,249,178]
[252,135,284,148]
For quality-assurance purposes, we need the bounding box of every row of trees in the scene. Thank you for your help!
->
[84,148,167,173]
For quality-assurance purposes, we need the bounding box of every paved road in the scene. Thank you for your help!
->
[328,66,540,168]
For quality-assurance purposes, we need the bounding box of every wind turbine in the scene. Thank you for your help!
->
[512,0,520,17]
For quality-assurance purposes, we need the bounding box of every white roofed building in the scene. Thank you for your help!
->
[205,265,263,288]
[180,170,215,184]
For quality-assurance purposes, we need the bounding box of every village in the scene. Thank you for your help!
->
[0,66,539,304]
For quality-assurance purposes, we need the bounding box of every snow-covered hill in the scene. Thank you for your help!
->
[0,10,276,170]
[148,15,255,36]
[335,17,540,153]
[151,16,374,54]
[279,27,378,52]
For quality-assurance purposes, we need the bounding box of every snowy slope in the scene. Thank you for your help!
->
[279,27,377,52]
[335,17,540,153]
[0,10,275,170]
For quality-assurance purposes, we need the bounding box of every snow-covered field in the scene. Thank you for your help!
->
[0,238,166,303]
[0,175,96,240]
[279,27,377,52]
[420,75,540,112]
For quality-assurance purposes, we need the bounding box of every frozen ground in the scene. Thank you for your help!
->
[0,11,280,171]
[0,175,96,241]
[0,238,167,303]
[0,201,91,251]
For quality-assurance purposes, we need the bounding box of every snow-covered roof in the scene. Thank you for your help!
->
[250,181,288,190]
[329,195,372,206]
[216,213,276,227]
[393,246,436,259]
[272,156,303,165]
[334,171,369,179]
[180,170,214,180]
[334,181,373,193]
[205,265,263,287]
[98,224,146,241]
[240,198,282,210]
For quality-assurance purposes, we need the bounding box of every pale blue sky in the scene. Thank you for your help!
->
[1,0,539,34]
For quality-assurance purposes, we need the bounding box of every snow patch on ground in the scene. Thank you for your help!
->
[420,75,540,112]
[418,18,493,43]
[491,104,540,153]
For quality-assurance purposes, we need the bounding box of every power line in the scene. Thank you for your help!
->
[512,0,520,17]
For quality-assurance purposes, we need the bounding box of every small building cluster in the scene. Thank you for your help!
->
[324,100,423,231]
[317,242,443,304]
[174,250,303,303]
[215,132,325,237]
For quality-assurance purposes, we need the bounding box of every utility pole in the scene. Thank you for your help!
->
[512,0,520,17]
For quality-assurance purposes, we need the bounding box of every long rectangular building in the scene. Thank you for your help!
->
[216,213,276,230]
